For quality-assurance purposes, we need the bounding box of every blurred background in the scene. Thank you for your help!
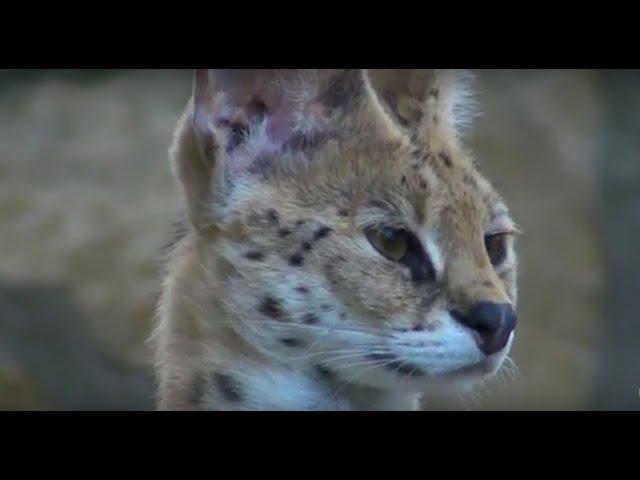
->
[0,69,637,410]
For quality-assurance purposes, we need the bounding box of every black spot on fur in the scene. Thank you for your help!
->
[420,180,428,190]
[321,304,332,312]
[401,176,407,186]
[314,364,333,378]
[296,219,306,227]
[266,209,279,224]
[245,251,264,261]
[295,285,309,294]
[301,241,313,252]
[289,254,304,267]
[429,88,440,99]
[260,296,284,319]
[303,313,319,325]
[338,208,350,217]
[280,337,305,347]
[279,228,292,237]
[313,226,333,241]
[213,372,243,403]
[411,146,424,160]
[439,152,452,168]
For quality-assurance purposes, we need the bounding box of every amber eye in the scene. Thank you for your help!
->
[365,227,436,284]
[366,227,409,262]
[484,233,508,266]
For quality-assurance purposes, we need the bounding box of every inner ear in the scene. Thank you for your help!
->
[210,69,300,150]
[204,70,345,158]
[366,69,474,142]
[193,69,397,179]
[367,69,436,128]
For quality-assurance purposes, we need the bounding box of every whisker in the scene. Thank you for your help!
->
[319,350,392,368]
[329,356,402,402]
[213,318,397,341]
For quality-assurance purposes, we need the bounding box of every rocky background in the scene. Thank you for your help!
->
[0,69,637,410]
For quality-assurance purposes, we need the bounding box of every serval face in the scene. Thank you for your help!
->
[156,69,518,406]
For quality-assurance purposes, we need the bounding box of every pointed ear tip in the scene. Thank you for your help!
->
[190,72,215,137]
[193,69,206,83]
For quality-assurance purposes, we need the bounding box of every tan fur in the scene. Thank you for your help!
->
[151,69,518,411]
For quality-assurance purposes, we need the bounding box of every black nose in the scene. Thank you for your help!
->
[451,302,517,356]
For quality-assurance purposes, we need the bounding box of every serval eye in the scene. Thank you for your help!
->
[366,227,408,262]
[485,233,508,266]
[365,227,435,284]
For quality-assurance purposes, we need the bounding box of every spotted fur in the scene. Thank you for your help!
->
[151,69,519,411]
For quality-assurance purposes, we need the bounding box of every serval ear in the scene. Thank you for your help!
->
[169,69,405,233]
[366,69,476,147]
[168,69,222,235]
